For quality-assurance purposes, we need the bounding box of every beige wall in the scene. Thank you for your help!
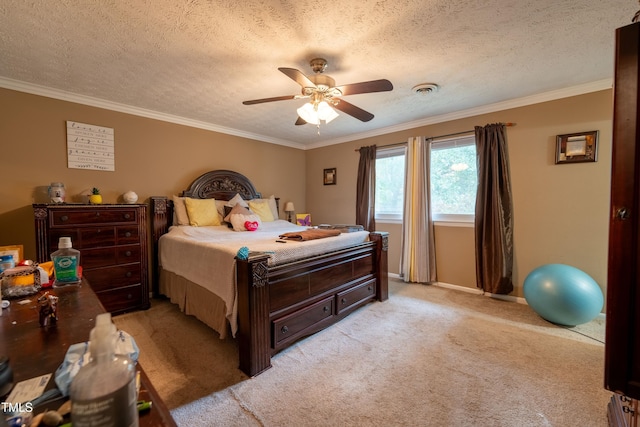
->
[0,88,306,260]
[306,90,613,298]
[0,87,613,300]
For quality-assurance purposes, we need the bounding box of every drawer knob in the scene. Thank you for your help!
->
[124,214,131,219]
[323,306,329,312]
[95,212,100,217]
[125,251,132,257]
[127,294,132,300]
[125,232,132,237]
[368,286,373,291]
[60,215,68,222]
[281,326,289,334]
[125,271,132,278]
[341,298,347,305]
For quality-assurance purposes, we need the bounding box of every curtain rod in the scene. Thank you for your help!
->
[355,122,516,151]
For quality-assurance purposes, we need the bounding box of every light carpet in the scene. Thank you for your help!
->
[114,278,609,426]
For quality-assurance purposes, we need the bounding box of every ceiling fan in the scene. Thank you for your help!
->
[242,58,393,125]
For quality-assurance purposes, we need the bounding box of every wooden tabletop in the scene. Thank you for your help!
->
[0,282,176,426]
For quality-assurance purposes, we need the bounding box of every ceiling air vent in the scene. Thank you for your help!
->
[412,83,439,95]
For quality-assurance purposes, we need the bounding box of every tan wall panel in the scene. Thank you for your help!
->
[306,90,612,298]
[434,225,477,289]
[0,88,306,260]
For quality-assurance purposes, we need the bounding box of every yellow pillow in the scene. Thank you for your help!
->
[184,198,221,226]
[248,199,275,222]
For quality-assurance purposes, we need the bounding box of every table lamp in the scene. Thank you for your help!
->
[284,202,295,223]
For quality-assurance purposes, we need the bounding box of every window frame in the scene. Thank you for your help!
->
[430,135,477,224]
[374,145,406,223]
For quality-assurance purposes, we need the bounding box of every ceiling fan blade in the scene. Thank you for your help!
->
[295,117,306,125]
[334,79,393,96]
[332,99,374,122]
[278,67,317,88]
[242,95,298,105]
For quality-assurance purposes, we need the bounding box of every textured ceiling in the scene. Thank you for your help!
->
[0,1,637,149]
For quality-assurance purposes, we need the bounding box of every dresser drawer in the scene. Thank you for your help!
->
[48,227,139,251]
[272,296,334,347]
[83,264,142,292]
[95,284,145,314]
[117,226,140,244]
[336,279,376,315]
[51,208,138,226]
[81,244,141,268]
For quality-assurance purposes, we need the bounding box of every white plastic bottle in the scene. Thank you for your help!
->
[51,237,81,287]
[70,313,139,427]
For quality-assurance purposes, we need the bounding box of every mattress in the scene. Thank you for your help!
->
[158,220,370,337]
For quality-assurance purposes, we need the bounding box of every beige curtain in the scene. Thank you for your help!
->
[400,136,436,283]
[356,145,376,231]
[474,123,514,294]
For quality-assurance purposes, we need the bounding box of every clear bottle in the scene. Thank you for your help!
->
[70,313,139,427]
[51,237,81,287]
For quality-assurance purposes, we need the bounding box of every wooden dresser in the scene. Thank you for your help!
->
[33,204,150,315]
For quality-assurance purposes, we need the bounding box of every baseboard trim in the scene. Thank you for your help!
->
[389,275,606,320]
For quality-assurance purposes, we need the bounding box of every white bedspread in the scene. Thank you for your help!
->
[159,220,370,336]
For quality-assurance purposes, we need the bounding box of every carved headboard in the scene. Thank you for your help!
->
[149,169,277,295]
[181,169,262,200]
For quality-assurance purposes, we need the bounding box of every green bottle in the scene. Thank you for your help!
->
[51,237,81,287]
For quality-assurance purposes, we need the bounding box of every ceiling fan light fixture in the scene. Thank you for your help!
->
[297,101,339,125]
[297,103,320,125]
[317,101,339,123]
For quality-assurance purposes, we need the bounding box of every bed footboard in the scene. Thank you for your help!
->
[236,231,389,377]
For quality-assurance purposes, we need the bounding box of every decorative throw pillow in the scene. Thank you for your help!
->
[224,203,252,223]
[172,196,190,226]
[248,199,275,222]
[215,200,227,219]
[229,213,261,231]
[184,198,221,226]
[226,193,249,208]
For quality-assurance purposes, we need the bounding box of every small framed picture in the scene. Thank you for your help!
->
[555,131,598,164]
[0,245,24,264]
[323,168,337,185]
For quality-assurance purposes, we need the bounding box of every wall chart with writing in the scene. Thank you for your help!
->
[66,121,115,171]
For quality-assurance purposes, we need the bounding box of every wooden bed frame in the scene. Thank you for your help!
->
[150,169,389,377]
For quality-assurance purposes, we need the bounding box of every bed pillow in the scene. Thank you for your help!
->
[184,198,221,226]
[251,195,279,220]
[248,199,275,222]
[172,196,190,226]
[229,213,262,232]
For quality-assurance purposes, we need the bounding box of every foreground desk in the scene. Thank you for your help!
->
[0,281,176,426]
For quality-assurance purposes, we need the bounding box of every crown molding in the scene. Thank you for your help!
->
[0,76,612,151]
[0,76,306,150]
[305,79,613,149]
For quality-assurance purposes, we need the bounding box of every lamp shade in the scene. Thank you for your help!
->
[316,101,339,123]
[297,101,339,125]
[284,202,295,212]
[297,103,320,125]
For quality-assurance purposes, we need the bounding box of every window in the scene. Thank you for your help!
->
[430,135,477,222]
[374,136,477,224]
[375,146,406,222]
